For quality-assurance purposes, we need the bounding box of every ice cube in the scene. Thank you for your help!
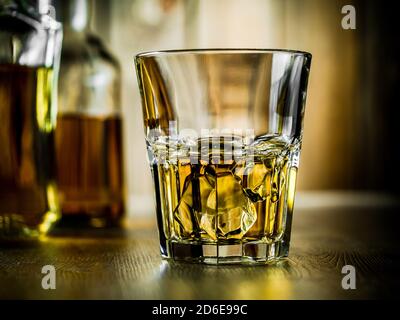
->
[217,201,257,239]
[215,172,244,210]
[175,167,257,240]
[244,163,271,202]
[174,169,215,236]
[199,212,217,240]
[174,200,194,236]
[200,172,257,239]
[174,175,194,235]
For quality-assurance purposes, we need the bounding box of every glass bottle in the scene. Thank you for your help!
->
[54,0,124,228]
[0,0,62,240]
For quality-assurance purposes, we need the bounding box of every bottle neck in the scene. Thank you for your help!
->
[54,0,91,33]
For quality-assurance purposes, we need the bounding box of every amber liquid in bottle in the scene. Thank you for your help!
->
[55,114,124,227]
[0,64,59,239]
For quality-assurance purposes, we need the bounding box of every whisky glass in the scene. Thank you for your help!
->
[135,49,311,264]
[0,1,62,240]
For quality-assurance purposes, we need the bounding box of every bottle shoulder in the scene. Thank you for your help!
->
[58,30,121,114]
[86,33,120,69]
[61,32,120,71]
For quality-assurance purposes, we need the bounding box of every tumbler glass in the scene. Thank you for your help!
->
[0,0,62,240]
[135,49,311,264]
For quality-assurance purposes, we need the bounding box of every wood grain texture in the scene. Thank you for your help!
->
[0,206,399,300]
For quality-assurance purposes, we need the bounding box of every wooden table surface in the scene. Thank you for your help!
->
[0,205,399,300]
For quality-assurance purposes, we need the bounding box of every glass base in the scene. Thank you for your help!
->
[161,239,290,265]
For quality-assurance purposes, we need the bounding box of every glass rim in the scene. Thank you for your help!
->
[135,48,312,59]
